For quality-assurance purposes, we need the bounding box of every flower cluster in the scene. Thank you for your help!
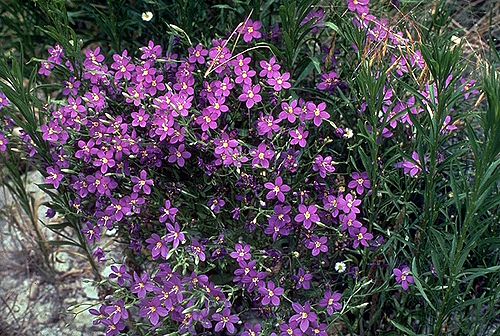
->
[19,32,369,333]
[0,0,481,334]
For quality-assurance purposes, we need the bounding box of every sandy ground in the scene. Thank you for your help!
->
[0,172,100,336]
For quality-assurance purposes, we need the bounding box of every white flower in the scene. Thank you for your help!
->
[335,261,346,273]
[142,11,153,22]
[343,128,353,139]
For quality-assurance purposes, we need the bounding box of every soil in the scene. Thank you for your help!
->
[0,172,100,336]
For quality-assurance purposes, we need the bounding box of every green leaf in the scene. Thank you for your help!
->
[390,320,418,336]
[411,258,436,311]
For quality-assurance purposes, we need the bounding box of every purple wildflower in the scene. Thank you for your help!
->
[241,19,262,43]
[319,291,342,315]
[104,300,129,324]
[289,302,318,333]
[317,71,339,92]
[393,266,415,291]
[264,176,291,203]
[45,166,64,189]
[348,171,371,195]
[259,281,284,306]
[267,71,291,92]
[166,222,186,249]
[230,243,252,263]
[295,268,313,290]
[146,233,169,259]
[239,84,262,109]
[139,298,169,326]
[131,272,155,298]
[306,235,328,256]
[0,133,9,152]
[295,204,320,229]
[131,170,154,194]
[312,155,336,178]
[352,226,373,248]
[251,143,275,168]
[212,308,240,334]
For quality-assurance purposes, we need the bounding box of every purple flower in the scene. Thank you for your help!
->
[267,71,291,92]
[312,155,336,178]
[41,122,68,143]
[93,150,115,174]
[45,166,64,189]
[166,222,186,249]
[208,197,225,213]
[242,322,262,336]
[306,101,330,126]
[289,302,318,333]
[290,127,309,148]
[257,114,281,138]
[93,247,106,263]
[319,291,342,315]
[140,40,162,60]
[131,170,154,194]
[397,151,423,177]
[131,109,149,127]
[84,86,106,112]
[207,96,229,115]
[230,243,251,263]
[348,0,370,14]
[317,71,339,92]
[131,272,155,298]
[190,240,206,262]
[111,50,135,81]
[38,61,54,76]
[188,44,208,64]
[338,193,361,214]
[259,57,281,78]
[63,77,81,96]
[239,84,262,109]
[215,76,234,97]
[295,268,313,290]
[242,269,267,292]
[265,204,292,240]
[212,308,240,334]
[0,92,10,110]
[340,213,363,235]
[159,200,178,223]
[259,281,284,306]
[0,133,9,152]
[393,266,415,291]
[348,171,371,195]
[295,204,320,229]
[146,233,169,259]
[102,319,125,336]
[251,143,275,168]
[196,110,219,132]
[306,235,328,256]
[264,176,291,203]
[352,226,373,248]
[235,66,256,86]
[139,298,169,326]
[279,100,300,123]
[280,323,302,336]
[48,46,65,65]
[240,19,262,43]
[82,222,101,244]
[104,300,129,324]
[461,78,480,100]
[109,265,132,286]
[168,144,191,167]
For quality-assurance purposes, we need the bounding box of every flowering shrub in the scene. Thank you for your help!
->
[0,0,498,335]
